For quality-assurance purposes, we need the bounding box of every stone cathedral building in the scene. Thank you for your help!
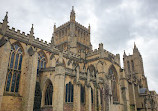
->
[0,7,158,111]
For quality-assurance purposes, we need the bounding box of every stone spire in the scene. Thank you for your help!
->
[2,12,8,35]
[70,6,75,22]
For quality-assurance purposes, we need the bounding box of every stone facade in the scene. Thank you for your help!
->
[0,7,158,111]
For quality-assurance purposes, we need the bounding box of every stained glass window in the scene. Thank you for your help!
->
[80,85,85,103]
[65,82,73,102]
[91,88,93,104]
[5,44,23,93]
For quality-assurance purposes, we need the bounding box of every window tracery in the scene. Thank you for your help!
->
[5,44,23,93]
[37,51,46,76]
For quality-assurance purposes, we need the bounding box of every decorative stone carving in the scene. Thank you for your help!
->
[28,46,35,56]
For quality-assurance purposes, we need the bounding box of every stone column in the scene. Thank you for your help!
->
[22,47,38,111]
[53,53,65,111]
[85,85,91,111]
[97,88,101,111]
[0,41,11,110]
[94,87,97,111]
[73,82,80,111]
[104,80,111,111]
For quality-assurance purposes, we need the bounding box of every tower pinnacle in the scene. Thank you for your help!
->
[3,12,8,23]
[2,12,8,35]
[134,42,137,49]
[30,24,34,37]
[70,6,75,22]
[123,50,127,57]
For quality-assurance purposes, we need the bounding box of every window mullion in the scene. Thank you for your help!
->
[9,71,14,92]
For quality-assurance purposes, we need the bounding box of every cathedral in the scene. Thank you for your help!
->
[0,7,158,111]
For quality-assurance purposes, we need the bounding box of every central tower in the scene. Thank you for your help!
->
[52,6,92,54]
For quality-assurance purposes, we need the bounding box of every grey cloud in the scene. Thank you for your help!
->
[0,0,158,92]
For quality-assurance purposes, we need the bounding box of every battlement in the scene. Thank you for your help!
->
[75,21,89,32]
[4,25,50,47]
[87,43,120,65]
[87,46,115,58]
[55,21,70,32]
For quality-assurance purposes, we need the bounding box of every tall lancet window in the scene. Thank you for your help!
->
[91,88,93,104]
[37,51,46,76]
[80,85,85,103]
[45,81,53,105]
[5,44,23,93]
[65,82,73,102]
[109,65,119,102]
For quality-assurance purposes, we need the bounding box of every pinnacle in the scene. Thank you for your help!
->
[3,11,8,23]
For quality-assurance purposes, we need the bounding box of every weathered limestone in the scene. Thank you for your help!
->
[73,83,80,111]
[0,7,157,111]
[85,85,91,111]
[53,53,65,111]
[0,41,11,110]
[22,49,38,111]
[97,88,101,111]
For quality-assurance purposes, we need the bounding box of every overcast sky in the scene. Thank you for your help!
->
[0,0,158,93]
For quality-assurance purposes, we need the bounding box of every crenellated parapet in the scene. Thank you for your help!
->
[87,43,120,65]
[75,21,89,32]
[54,21,70,32]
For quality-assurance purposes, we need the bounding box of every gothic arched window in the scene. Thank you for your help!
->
[45,81,53,105]
[100,88,103,104]
[91,88,93,104]
[80,85,85,103]
[5,44,23,93]
[109,65,119,102]
[65,82,73,102]
[37,51,46,76]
